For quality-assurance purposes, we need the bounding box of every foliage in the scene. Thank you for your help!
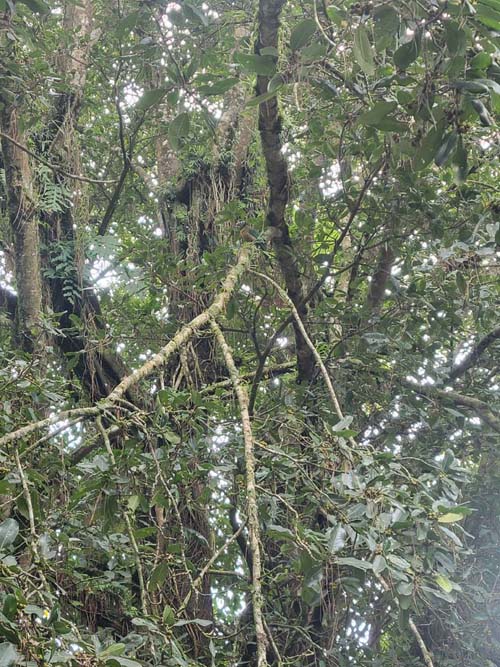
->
[0,0,499,666]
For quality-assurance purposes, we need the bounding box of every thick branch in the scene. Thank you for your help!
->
[366,243,394,314]
[255,0,315,382]
[448,326,500,381]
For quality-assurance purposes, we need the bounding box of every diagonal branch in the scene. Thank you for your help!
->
[448,326,500,381]
[401,379,500,433]
[0,244,253,448]
[252,270,357,447]
[0,131,116,185]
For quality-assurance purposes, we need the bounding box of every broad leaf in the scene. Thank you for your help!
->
[290,19,316,51]
[353,26,375,76]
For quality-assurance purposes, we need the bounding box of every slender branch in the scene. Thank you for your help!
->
[210,319,268,667]
[199,361,294,395]
[377,575,434,667]
[252,271,357,448]
[401,379,500,432]
[248,164,381,413]
[14,449,50,594]
[0,131,117,185]
[0,406,102,448]
[179,521,245,613]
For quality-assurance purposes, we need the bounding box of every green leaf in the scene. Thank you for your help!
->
[336,557,372,571]
[373,4,399,51]
[235,53,276,77]
[290,19,317,51]
[373,555,387,575]
[168,112,191,151]
[197,78,239,97]
[474,78,500,94]
[434,132,458,167]
[2,596,17,622]
[182,2,209,26]
[470,52,492,71]
[127,495,140,512]
[301,42,327,62]
[471,99,493,126]
[246,89,280,107]
[453,137,468,182]
[387,554,411,570]
[266,524,295,541]
[476,1,500,30]
[452,80,490,93]
[148,561,169,589]
[437,512,464,523]
[106,659,142,667]
[136,88,166,111]
[268,73,286,93]
[435,574,453,593]
[100,643,126,657]
[359,101,397,125]
[327,524,346,553]
[18,0,50,14]
[157,389,169,406]
[358,101,406,131]
[163,605,176,626]
[0,644,18,667]
[0,519,19,550]
[353,26,375,76]
[394,37,420,69]
[444,22,466,55]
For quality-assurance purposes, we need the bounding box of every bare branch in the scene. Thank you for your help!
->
[210,319,268,667]
[0,131,117,185]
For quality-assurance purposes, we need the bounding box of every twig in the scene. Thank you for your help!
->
[401,379,500,433]
[0,131,117,185]
[179,521,245,613]
[14,449,50,594]
[210,319,268,667]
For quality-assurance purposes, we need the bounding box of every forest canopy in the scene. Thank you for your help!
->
[0,0,499,665]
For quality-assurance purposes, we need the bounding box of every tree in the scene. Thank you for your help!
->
[0,0,499,665]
